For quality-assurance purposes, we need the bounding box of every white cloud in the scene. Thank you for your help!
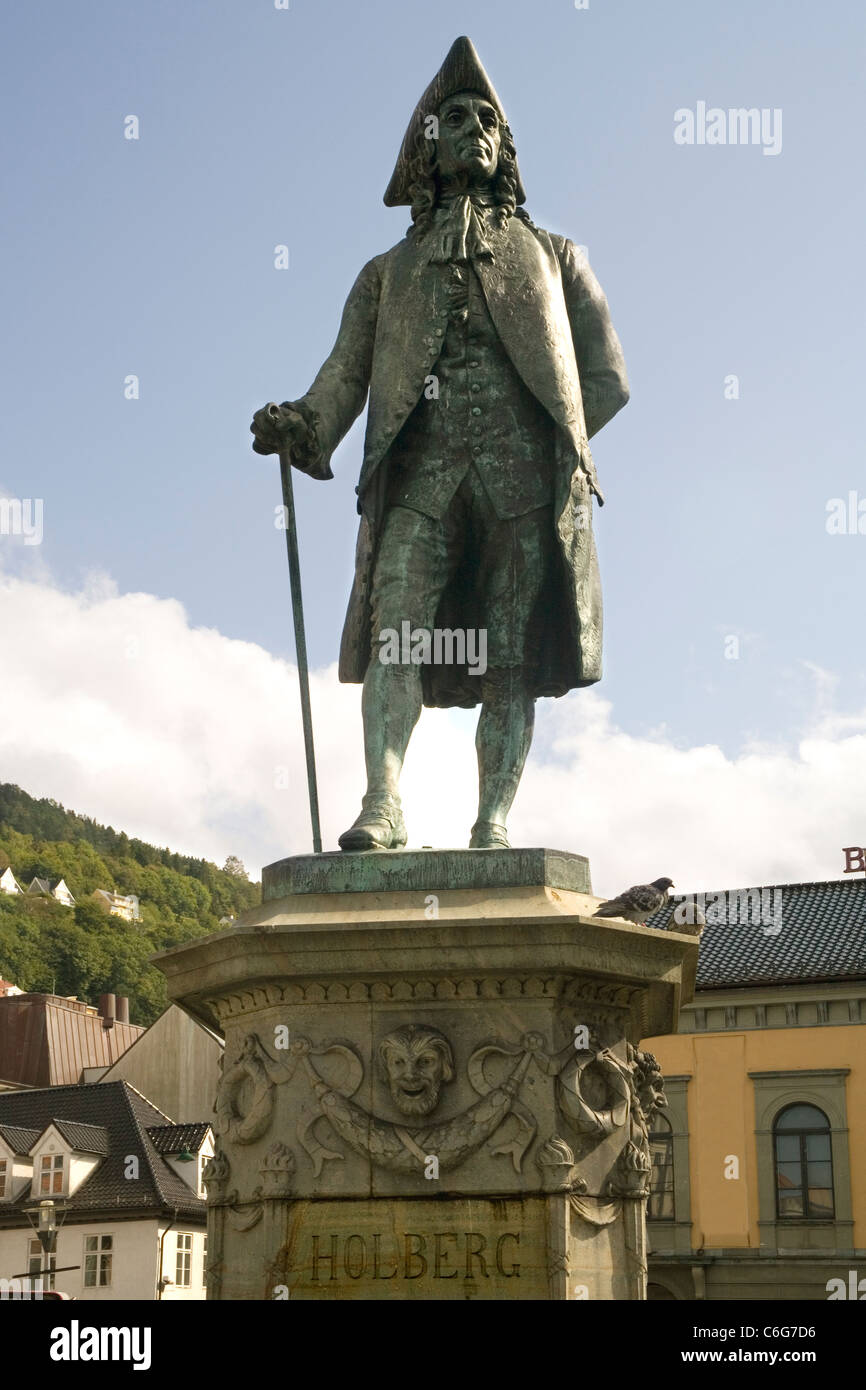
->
[0,568,864,894]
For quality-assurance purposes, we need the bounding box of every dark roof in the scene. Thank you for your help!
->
[648,878,866,990]
[27,877,72,896]
[0,1124,40,1155]
[49,1119,109,1155]
[0,1081,206,1222]
[146,1123,210,1155]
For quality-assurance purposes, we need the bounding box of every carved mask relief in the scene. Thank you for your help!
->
[377,1024,455,1116]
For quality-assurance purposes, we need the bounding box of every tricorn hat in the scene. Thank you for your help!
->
[383,35,526,207]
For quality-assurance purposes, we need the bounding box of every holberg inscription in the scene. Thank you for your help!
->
[308,1230,521,1282]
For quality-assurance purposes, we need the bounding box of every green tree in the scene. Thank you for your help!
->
[0,782,260,1024]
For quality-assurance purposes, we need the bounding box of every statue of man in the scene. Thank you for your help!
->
[251,36,628,852]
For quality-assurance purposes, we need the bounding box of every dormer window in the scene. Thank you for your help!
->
[27,1122,106,1201]
[40,1154,64,1194]
[0,1126,39,1201]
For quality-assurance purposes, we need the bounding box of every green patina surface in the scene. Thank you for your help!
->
[261,847,591,901]
[250,37,629,854]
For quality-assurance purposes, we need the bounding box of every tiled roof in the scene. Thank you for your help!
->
[146,1123,210,1155]
[0,1082,206,1221]
[0,1124,41,1155]
[647,878,866,990]
[49,1119,109,1155]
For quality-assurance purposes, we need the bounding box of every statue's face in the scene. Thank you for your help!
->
[379,1027,454,1115]
[436,90,501,182]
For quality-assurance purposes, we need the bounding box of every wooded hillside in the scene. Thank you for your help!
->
[0,784,258,1025]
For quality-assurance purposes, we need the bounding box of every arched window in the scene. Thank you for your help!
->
[774,1103,834,1219]
[648,1112,675,1219]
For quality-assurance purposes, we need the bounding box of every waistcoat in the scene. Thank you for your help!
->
[385,260,555,521]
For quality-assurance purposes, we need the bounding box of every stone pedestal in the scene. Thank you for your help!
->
[154,850,697,1301]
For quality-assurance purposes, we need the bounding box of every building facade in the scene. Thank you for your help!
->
[644,878,866,1300]
[0,1081,211,1300]
[92,889,141,922]
[27,877,75,907]
[0,869,23,896]
[98,1005,222,1124]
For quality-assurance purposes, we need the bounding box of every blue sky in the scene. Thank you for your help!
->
[1,0,865,874]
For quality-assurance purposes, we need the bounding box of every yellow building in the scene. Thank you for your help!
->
[643,878,866,1300]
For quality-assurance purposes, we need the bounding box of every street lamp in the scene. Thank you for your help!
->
[37,1200,56,1246]
[23,1198,68,1292]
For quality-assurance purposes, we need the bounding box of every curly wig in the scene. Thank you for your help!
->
[403,119,530,241]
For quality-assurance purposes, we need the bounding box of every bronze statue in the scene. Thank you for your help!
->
[251,36,629,852]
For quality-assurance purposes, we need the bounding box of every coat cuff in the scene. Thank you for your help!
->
[280,400,333,480]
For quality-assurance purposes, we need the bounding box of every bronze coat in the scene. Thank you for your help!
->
[296,216,629,705]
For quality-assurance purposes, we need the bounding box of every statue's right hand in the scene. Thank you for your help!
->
[250,402,310,457]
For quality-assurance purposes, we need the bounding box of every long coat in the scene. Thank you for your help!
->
[294,215,629,706]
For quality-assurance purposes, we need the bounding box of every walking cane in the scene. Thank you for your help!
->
[268,405,323,854]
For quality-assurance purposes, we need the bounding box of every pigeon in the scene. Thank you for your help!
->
[666,900,706,936]
[592,877,675,926]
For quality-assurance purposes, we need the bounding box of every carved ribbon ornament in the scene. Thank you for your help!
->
[295,1032,549,1175]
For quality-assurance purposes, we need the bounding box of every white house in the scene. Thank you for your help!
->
[26,877,75,908]
[0,1081,211,1300]
[92,889,141,922]
[0,869,22,896]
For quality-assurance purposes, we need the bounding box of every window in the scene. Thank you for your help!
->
[175,1232,192,1287]
[774,1103,834,1219]
[40,1154,64,1194]
[202,1234,207,1286]
[84,1234,113,1287]
[647,1113,675,1219]
[0,1159,6,1198]
[28,1237,56,1290]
